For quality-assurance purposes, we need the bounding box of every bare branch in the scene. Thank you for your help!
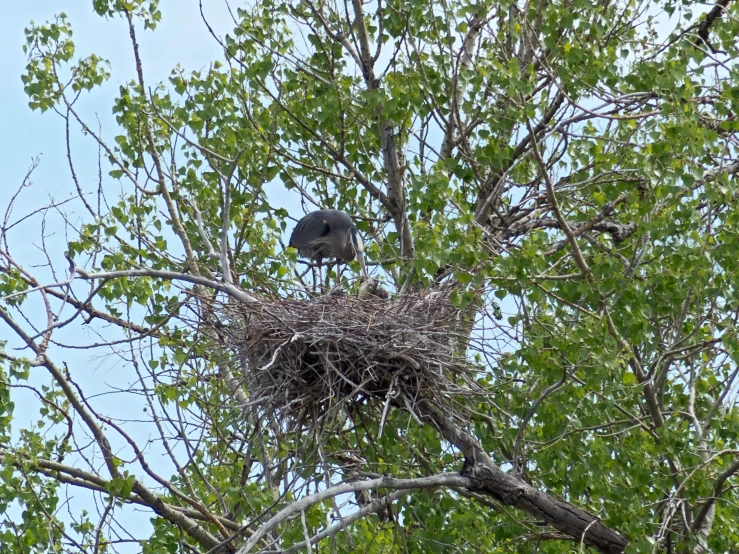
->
[237,474,471,554]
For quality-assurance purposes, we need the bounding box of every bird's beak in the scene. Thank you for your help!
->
[357,251,368,279]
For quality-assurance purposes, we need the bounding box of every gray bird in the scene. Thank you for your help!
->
[289,209,368,289]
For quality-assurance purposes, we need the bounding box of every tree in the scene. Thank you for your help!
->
[2,0,739,552]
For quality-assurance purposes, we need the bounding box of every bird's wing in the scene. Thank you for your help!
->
[289,212,331,249]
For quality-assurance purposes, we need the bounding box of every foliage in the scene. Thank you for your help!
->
[2,0,739,552]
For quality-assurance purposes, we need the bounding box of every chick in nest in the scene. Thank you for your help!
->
[358,277,390,300]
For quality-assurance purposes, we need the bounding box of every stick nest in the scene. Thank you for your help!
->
[224,289,477,428]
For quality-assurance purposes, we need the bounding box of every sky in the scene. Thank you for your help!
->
[1,1,232,213]
[0,2,244,549]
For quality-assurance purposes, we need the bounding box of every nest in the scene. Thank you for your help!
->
[224,287,478,430]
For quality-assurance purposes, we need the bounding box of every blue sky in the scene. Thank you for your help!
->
[0,0,237,411]
[0,3,241,549]
[1,1,232,217]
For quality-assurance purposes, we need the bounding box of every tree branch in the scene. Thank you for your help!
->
[417,401,629,553]
[695,0,732,53]
[236,474,471,554]
[73,266,260,304]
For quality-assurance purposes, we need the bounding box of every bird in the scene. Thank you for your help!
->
[358,277,389,300]
[289,209,368,290]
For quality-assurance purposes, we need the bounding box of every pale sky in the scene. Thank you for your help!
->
[1,3,239,549]
[1,1,233,214]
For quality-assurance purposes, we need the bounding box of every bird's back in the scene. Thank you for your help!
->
[289,209,363,267]
[289,209,352,250]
